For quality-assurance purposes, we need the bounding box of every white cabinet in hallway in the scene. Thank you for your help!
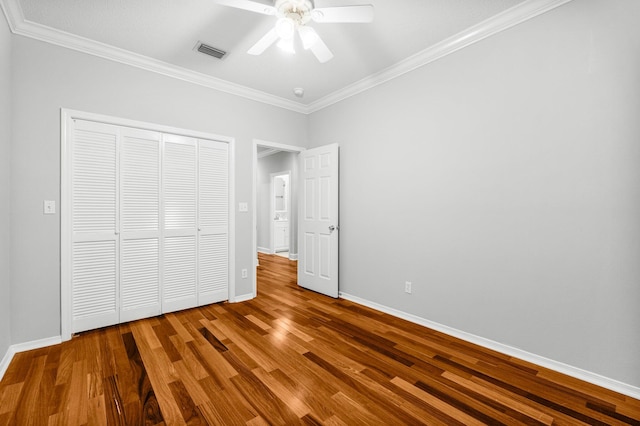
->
[274,220,289,252]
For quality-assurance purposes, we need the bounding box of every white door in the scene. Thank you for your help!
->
[198,139,229,305]
[162,134,198,313]
[298,144,339,298]
[119,127,162,322]
[70,120,120,333]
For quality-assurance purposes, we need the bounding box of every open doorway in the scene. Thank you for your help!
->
[252,140,305,297]
[271,171,291,257]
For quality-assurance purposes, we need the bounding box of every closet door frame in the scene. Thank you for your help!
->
[61,109,235,341]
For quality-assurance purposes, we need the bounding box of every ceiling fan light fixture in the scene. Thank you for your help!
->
[298,26,319,50]
[275,17,295,39]
[276,37,295,54]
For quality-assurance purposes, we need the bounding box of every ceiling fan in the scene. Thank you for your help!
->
[214,0,374,63]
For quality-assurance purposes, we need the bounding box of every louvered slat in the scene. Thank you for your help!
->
[164,140,196,230]
[199,142,228,230]
[72,240,117,320]
[199,234,228,294]
[122,135,160,232]
[72,128,117,233]
[121,238,160,316]
[164,235,197,302]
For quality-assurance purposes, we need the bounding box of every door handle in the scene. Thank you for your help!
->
[329,225,339,232]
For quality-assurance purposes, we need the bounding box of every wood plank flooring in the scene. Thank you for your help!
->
[1,253,639,425]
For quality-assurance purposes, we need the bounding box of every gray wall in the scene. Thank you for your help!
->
[308,0,640,387]
[9,35,307,343]
[0,11,12,359]
[257,151,298,254]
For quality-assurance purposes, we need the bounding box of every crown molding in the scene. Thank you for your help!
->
[0,0,21,30]
[1,0,573,115]
[306,0,574,113]
[0,0,307,113]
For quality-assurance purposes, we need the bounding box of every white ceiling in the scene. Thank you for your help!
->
[1,0,570,112]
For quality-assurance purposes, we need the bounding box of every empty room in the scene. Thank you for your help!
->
[1,0,639,424]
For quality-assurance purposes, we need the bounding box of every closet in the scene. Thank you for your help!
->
[66,117,229,334]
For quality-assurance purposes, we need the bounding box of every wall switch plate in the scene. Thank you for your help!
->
[241,268,248,279]
[405,281,412,294]
[239,202,248,212]
[44,200,56,214]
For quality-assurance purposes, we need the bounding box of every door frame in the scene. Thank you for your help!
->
[61,108,236,341]
[270,170,291,253]
[252,139,305,298]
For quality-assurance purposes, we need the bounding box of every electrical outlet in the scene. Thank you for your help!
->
[241,268,248,279]
[405,281,412,294]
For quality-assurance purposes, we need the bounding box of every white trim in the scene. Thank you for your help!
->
[306,0,573,113]
[0,336,62,381]
[257,148,280,159]
[0,346,13,381]
[288,252,298,261]
[227,138,237,304]
[339,292,640,400]
[252,139,305,300]
[60,108,236,338]
[257,246,272,255]
[1,0,304,113]
[0,0,21,30]
[60,109,72,340]
[1,0,573,115]
[231,293,254,303]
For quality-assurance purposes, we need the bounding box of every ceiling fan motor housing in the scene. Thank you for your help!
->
[275,0,313,25]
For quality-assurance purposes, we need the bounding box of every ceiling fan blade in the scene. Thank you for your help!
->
[311,5,374,23]
[298,26,320,50]
[310,35,333,63]
[213,0,276,15]
[248,27,279,55]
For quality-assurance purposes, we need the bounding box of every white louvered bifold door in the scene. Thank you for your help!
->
[119,127,162,322]
[198,139,229,305]
[162,134,198,313]
[70,120,120,333]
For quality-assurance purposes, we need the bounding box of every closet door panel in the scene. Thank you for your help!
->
[120,128,162,322]
[70,120,119,332]
[198,140,229,304]
[163,135,198,312]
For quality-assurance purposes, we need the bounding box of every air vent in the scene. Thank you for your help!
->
[195,42,227,59]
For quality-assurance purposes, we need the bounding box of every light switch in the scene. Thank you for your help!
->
[44,200,56,214]
[238,202,248,212]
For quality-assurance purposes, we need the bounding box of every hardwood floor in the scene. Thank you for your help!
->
[1,253,639,425]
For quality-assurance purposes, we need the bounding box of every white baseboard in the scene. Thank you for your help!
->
[0,346,13,381]
[288,252,298,261]
[339,292,640,400]
[257,247,273,254]
[0,335,62,381]
[231,293,255,303]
